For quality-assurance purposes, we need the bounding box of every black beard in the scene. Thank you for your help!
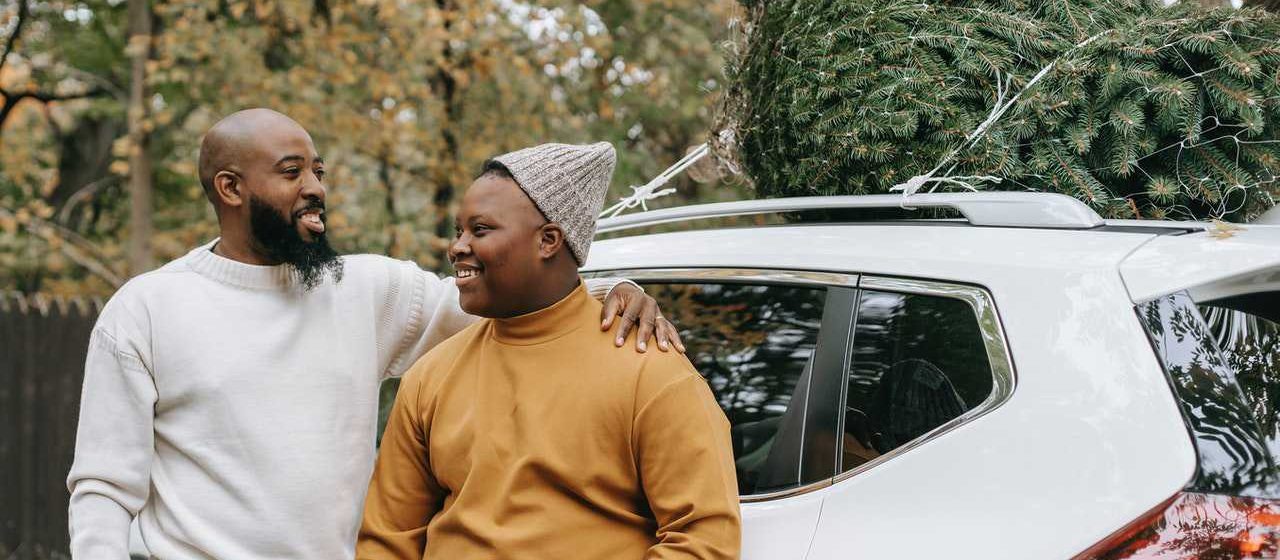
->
[249,195,344,290]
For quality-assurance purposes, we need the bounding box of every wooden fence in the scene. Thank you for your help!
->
[1,292,101,560]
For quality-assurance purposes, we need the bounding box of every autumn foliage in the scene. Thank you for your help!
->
[0,0,740,295]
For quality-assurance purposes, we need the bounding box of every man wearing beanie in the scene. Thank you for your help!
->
[357,142,742,559]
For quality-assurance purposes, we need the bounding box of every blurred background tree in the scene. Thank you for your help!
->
[0,0,744,296]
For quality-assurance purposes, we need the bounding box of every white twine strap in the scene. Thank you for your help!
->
[601,143,710,218]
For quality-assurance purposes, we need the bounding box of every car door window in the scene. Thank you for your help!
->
[641,282,827,496]
[841,287,996,473]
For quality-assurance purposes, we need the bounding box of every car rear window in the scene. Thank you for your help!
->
[1200,292,1280,455]
[1140,290,1280,499]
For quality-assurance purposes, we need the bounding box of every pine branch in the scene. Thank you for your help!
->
[725,0,1279,219]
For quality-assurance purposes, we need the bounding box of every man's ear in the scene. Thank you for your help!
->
[213,170,245,207]
[537,223,567,260]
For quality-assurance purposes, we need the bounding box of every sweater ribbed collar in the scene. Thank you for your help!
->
[185,239,299,291]
[491,280,590,345]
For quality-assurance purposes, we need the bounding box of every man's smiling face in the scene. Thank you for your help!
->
[448,174,550,318]
[235,116,343,288]
[240,123,328,245]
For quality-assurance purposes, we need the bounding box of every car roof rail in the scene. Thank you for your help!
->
[595,192,1106,235]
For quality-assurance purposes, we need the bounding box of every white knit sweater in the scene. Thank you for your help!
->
[66,241,622,559]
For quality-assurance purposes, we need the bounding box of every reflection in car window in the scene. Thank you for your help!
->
[641,282,826,496]
[1201,292,1280,463]
[1140,292,1280,499]
[841,289,994,473]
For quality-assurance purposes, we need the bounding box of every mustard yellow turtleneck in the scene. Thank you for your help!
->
[357,280,741,560]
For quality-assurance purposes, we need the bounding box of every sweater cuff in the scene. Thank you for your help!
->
[68,491,135,558]
[584,277,639,301]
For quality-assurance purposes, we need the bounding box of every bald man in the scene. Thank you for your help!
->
[65,109,684,559]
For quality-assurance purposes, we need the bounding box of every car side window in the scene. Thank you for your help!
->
[841,288,995,473]
[641,282,827,496]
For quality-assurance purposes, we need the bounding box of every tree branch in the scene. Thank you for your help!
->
[17,87,111,104]
[0,0,28,76]
[0,86,110,133]
[65,67,128,100]
[0,205,125,289]
[57,176,120,224]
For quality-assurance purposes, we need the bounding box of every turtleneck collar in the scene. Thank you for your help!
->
[491,280,590,345]
[185,239,299,291]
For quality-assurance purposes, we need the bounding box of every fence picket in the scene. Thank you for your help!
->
[1,293,99,558]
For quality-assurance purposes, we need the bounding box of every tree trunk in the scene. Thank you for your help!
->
[379,149,399,257]
[429,0,461,263]
[125,0,153,275]
[53,117,126,212]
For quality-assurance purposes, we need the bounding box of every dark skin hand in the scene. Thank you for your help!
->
[600,283,686,353]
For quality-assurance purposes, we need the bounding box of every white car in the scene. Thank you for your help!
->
[584,192,1280,560]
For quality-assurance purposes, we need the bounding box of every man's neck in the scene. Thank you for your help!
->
[212,231,280,266]
[505,271,581,318]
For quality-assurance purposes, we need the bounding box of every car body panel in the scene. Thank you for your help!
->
[588,225,1153,283]
[807,262,1194,558]
[740,492,825,560]
[1120,225,1280,303]
[587,224,1197,559]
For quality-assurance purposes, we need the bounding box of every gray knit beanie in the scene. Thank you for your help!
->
[492,142,616,265]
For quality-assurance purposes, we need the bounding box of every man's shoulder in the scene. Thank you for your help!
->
[339,254,407,283]
[341,254,440,275]
[340,253,400,269]
[104,250,205,306]
[93,252,203,337]
[338,254,446,292]
[592,326,705,400]
[401,319,488,383]
[635,349,704,395]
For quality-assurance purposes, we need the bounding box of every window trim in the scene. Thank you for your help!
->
[832,275,1017,485]
[586,267,858,288]
[583,268,857,502]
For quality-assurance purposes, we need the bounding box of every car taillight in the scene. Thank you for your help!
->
[1073,492,1280,559]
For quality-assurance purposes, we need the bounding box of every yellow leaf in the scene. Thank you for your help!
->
[125,36,150,58]
[33,201,54,219]
[1208,219,1244,240]
[112,137,132,158]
